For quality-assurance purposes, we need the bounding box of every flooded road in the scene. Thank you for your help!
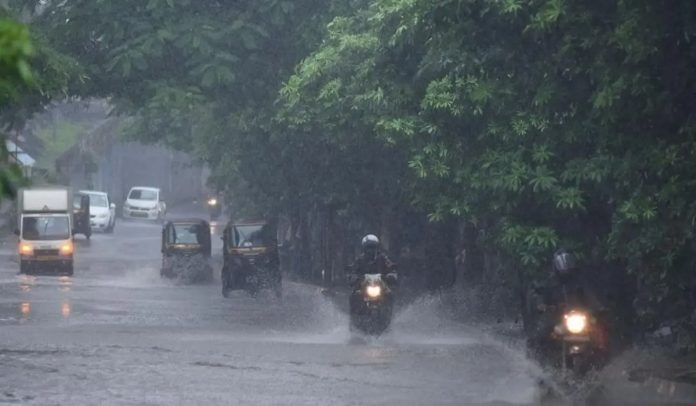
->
[0,208,544,405]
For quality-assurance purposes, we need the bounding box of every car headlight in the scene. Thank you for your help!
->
[564,311,588,334]
[365,285,382,298]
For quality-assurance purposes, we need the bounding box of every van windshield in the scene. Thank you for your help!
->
[22,216,71,241]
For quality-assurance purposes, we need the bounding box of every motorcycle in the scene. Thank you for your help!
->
[551,307,607,377]
[207,196,222,221]
[349,273,397,335]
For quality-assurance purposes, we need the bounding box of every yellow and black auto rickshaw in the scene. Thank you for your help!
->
[221,221,280,298]
[161,218,212,283]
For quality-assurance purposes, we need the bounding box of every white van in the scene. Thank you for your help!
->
[16,188,74,275]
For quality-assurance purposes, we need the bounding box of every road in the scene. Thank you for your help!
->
[0,206,550,405]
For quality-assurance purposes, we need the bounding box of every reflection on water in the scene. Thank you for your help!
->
[62,302,71,317]
[21,302,31,318]
[210,223,221,236]
[59,276,73,292]
[19,275,36,292]
[18,301,72,319]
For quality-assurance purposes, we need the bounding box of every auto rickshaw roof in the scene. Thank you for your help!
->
[166,218,210,225]
[230,220,268,226]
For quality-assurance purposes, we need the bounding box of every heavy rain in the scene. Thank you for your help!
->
[1,1,695,405]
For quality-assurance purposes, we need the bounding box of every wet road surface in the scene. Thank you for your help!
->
[0,209,544,405]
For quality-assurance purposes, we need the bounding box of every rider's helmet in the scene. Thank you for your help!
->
[552,248,577,279]
[361,234,380,259]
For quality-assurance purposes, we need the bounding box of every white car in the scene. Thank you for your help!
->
[122,187,167,222]
[80,190,117,233]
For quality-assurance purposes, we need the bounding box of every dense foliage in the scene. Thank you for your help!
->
[0,14,33,199]
[16,0,696,343]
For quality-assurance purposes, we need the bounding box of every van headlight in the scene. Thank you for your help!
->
[564,311,588,334]
[19,243,33,256]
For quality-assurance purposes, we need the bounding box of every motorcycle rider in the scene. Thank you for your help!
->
[347,234,397,331]
[349,234,396,277]
[528,249,608,357]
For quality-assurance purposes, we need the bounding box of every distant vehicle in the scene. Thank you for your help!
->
[15,188,74,276]
[80,190,116,233]
[206,195,222,221]
[122,186,166,222]
[72,192,92,239]
[161,218,212,283]
[221,221,281,298]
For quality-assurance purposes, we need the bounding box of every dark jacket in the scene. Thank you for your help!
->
[351,252,395,276]
[541,271,604,312]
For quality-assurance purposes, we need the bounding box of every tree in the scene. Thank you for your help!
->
[0,15,34,199]
[280,0,696,336]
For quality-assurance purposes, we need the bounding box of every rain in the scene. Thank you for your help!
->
[1,1,696,405]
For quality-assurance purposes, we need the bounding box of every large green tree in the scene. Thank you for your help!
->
[279,0,696,335]
[18,0,696,342]
[0,15,33,198]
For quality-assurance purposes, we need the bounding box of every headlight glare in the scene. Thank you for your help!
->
[19,243,33,255]
[366,285,382,298]
[564,312,588,334]
[60,243,74,256]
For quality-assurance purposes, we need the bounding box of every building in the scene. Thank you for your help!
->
[5,139,36,179]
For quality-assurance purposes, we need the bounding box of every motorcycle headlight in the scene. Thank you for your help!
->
[564,312,588,334]
[208,198,217,206]
[365,285,382,298]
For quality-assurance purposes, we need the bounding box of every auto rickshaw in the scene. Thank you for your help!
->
[221,221,281,298]
[72,192,92,239]
[161,218,213,283]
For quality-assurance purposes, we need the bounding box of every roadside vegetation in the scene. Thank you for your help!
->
[3,0,696,352]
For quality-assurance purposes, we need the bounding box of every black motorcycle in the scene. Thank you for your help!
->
[551,306,608,377]
[349,273,397,335]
